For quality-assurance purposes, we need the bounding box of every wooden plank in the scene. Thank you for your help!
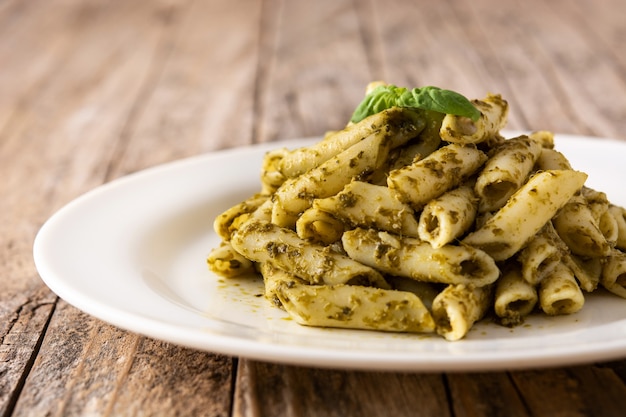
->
[0,286,55,417]
[371,0,495,98]
[0,0,68,133]
[104,0,265,179]
[252,0,373,143]
[505,0,626,139]
[511,365,626,416]
[234,360,451,417]
[0,0,126,413]
[8,0,264,415]
[447,373,531,417]
[554,0,626,73]
[371,0,540,131]
[11,302,139,415]
[105,339,232,416]
[12,301,233,416]
[454,0,585,135]
[0,0,228,415]
[374,0,626,138]
[597,360,626,385]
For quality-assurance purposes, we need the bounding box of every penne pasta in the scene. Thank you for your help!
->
[368,111,444,184]
[231,220,390,289]
[260,148,288,194]
[474,135,543,212]
[582,188,619,245]
[386,277,440,310]
[313,180,419,237]
[534,147,572,171]
[208,83,626,341]
[417,184,478,248]
[213,193,270,240]
[276,280,436,333]
[439,93,508,145]
[259,262,306,307]
[553,194,612,258]
[601,249,626,298]
[272,131,393,227]
[609,205,626,250]
[295,206,345,244]
[581,187,610,220]
[207,242,256,278]
[528,130,555,149]
[563,254,602,292]
[387,137,441,172]
[516,223,564,285]
[279,107,425,178]
[538,262,585,315]
[387,143,487,210]
[494,266,538,326]
[431,284,493,341]
[342,228,499,287]
[462,170,587,261]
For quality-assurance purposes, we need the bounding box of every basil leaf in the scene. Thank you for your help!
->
[350,85,480,123]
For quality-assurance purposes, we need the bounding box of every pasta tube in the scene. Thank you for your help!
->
[609,205,626,250]
[563,254,601,292]
[535,148,572,171]
[474,135,543,212]
[387,138,441,172]
[213,193,270,240]
[207,242,256,278]
[417,184,478,248]
[385,109,445,172]
[439,93,508,144]
[431,284,492,341]
[582,188,619,245]
[313,180,419,237]
[259,262,305,307]
[599,211,619,246]
[367,111,444,183]
[538,262,585,315]
[272,131,393,227]
[231,221,389,288]
[208,83,626,341]
[260,148,288,193]
[601,249,626,298]
[528,130,555,149]
[276,280,436,333]
[387,143,487,210]
[553,195,611,257]
[342,228,499,287]
[247,198,274,223]
[516,223,563,285]
[295,206,345,244]
[279,107,425,178]
[494,266,538,326]
[581,187,610,219]
[462,170,588,261]
[386,277,439,310]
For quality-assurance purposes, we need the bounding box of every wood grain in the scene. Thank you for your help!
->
[253,0,373,143]
[233,361,451,417]
[2,0,626,416]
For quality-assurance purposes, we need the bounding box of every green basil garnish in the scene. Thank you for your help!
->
[351,85,481,123]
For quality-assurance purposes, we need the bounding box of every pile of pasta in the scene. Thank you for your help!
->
[207,87,626,341]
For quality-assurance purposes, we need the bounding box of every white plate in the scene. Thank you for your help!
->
[34,133,626,372]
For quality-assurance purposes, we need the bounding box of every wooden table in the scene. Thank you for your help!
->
[3,0,626,415]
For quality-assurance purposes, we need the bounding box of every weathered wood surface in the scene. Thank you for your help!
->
[1,0,625,415]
